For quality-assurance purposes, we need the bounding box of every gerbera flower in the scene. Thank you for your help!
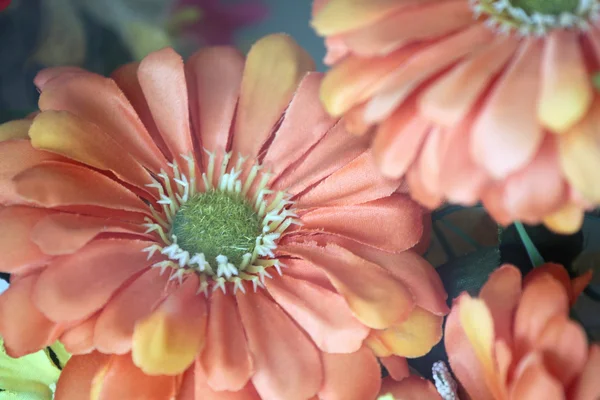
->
[312,0,600,233]
[445,263,599,399]
[0,34,448,399]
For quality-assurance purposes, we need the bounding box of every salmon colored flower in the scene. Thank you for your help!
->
[0,34,448,399]
[445,263,599,399]
[312,0,600,233]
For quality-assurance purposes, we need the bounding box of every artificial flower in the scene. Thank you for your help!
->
[0,337,70,400]
[445,263,599,399]
[312,0,600,233]
[0,34,448,399]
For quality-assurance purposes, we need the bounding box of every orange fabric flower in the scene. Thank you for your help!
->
[445,263,599,399]
[312,0,600,233]
[0,34,448,399]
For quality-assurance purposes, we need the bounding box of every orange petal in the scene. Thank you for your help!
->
[296,151,401,208]
[29,111,153,194]
[298,194,424,252]
[266,274,369,353]
[38,71,168,173]
[282,242,415,329]
[458,296,506,398]
[60,313,98,355]
[200,290,254,392]
[342,0,474,56]
[479,264,522,346]
[542,202,585,235]
[191,361,261,400]
[14,161,149,215]
[312,0,419,35]
[54,352,110,400]
[538,30,592,133]
[570,270,593,304]
[236,290,322,400]
[508,353,563,400]
[406,161,444,210]
[471,38,544,179]
[523,263,571,297]
[0,206,54,274]
[34,66,87,90]
[536,315,588,386]
[372,106,431,179]
[0,119,31,141]
[0,140,63,205]
[318,347,381,400]
[132,274,207,375]
[365,23,495,123]
[92,353,179,400]
[379,375,442,400]
[272,124,369,196]
[263,72,337,178]
[232,34,314,160]
[513,275,570,359]
[380,356,409,381]
[374,306,443,358]
[0,272,63,357]
[558,99,600,203]
[571,344,600,400]
[137,48,194,160]
[33,239,154,322]
[31,213,151,256]
[420,36,518,126]
[444,296,496,400]
[274,257,334,291]
[94,268,174,354]
[111,62,171,158]
[186,47,244,156]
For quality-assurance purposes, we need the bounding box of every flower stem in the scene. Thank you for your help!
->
[514,222,545,267]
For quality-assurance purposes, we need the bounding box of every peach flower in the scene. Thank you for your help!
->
[0,34,448,399]
[445,263,599,399]
[312,0,600,233]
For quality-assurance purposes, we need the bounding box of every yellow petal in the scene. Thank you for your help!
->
[232,33,314,160]
[538,31,593,133]
[0,120,31,142]
[374,306,443,358]
[132,276,207,375]
[543,203,585,234]
[559,101,600,202]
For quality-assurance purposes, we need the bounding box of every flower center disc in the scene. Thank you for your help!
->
[510,0,578,14]
[171,191,262,266]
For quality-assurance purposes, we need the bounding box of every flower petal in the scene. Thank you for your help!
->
[282,242,415,329]
[236,290,322,400]
[190,362,261,400]
[137,48,194,159]
[543,203,585,235]
[374,306,443,358]
[37,71,168,173]
[0,273,63,357]
[0,119,31,142]
[298,194,423,252]
[0,206,54,274]
[54,352,110,400]
[538,30,592,133]
[33,239,154,322]
[380,356,409,381]
[471,38,544,179]
[296,152,401,208]
[571,344,600,400]
[31,213,151,256]
[91,354,179,400]
[14,161,150,215]
[478,264,522,346]
[29,111,153,194]
[94,268,174,355]
[508,353,563,400]
[186,47,244,156]
[60,314,98,355]
[266,274,369,353]
[379,376,441,400]
[263,72,337,178]
[318,347,381,400]
[232,34,315,160]
[200,290,253,392]
[132,274,207,376]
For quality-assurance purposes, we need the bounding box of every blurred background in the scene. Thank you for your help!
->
[0,0,325,123]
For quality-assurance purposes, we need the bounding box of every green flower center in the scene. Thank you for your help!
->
[509,0,578,14]
[171,191,262,266]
